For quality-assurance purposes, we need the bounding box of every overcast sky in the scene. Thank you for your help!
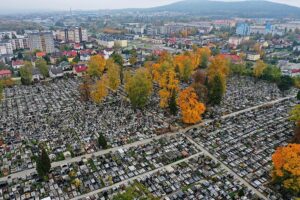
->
[0,0,299,12]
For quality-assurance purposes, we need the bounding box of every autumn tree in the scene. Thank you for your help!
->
[90,77,108,104]
[192,70,208,104]
[129,49,138,66]
[78,75,92,102]
[20,61,33,85]
[253,60,267,79]
[36,147,51,179]
[106,59,121,91]
[272,144,300,196]
[174,55,193,82]
[207,55,230,81]
[125,69,153,109]
[158,69,179,108]
[178,87,206,124]
[197,47,211,68]
[87,55,106,78]
[35,58,49,78]
[208,74,225,105]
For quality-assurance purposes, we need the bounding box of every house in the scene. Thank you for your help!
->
[36,52,46,58]
[247,53,260,61]
[49,66,64,78]
[220,54,242,64]
[59,61,72,71]
[12,60,24,69]
[73,64,87,76]
[80,54,90,61]
[74,43,83,50]
[32,68,43,81]
[0,70,12,78]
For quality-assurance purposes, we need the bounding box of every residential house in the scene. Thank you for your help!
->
[49,66,64,78]
[0,70,12,78]
[12,60,24,69]
[73,64,87,76]
[32,68,43,81]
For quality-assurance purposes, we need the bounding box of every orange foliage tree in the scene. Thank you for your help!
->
[272,144,300,195]
[177,87,206,124]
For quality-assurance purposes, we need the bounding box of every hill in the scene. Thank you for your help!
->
[146,0,300,18]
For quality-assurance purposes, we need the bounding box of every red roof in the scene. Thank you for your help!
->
[36,52,46,57]
[291,69,300,74]
[63,51,77,57]
[0,70,12,76]
[221,54,241,62]
[74,64,87,73]
[12,60,24,66]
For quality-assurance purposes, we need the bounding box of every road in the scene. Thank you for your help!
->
[0,95,294,200]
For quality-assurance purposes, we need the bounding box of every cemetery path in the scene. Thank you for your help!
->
[0,95,294,195]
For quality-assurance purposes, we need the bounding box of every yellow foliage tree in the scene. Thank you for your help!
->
[90,77,108,104]
[158,69,179,108]
[207,55,230,81]
[174,55,193,82]
[87,55,106,78]
[106,60,121,91]
[272,144,300,195]
[177,87,206,124]
[197,47,211,68]
[253,60,267,78]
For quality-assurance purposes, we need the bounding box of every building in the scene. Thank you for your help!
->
[236,23,250,36]
[278,61,300,77]
[28,31,55,53]
[10,38,29,50]
[55,27,88,43]
[0,70,12,78]
[12,60,25,69]
[0,42,13,55]
[247,53,261,61]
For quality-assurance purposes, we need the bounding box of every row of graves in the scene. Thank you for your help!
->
[186,98,297,199]
[0,135,198,199]
[0,78,169,176]
[208,76,297,117]
[82,154,262,200]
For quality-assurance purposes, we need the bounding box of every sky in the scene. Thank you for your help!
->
[0,0,299,12]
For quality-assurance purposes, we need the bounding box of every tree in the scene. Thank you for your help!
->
[207,55,229,81]
[277,75,294,94]
[174,55,193,82]
[111,53,124,84]
[125,69,153,109]
[20,61,33,85]
[261,65,282,82]
[87,55,106,78]
[272,144,300,196]
[297,91,300,101]
[98,134,108,149]
[129,49,138,66]
[253,60,267,79]
[197,47,211,68]
[90,77,108,104]
[78,76,92,102]
[35,58,49,78]
[169,91,178,115]
[36,147,51,179]
[177,87,206,124]
[208,74,225,105]
[158,70,179,108]
[106,60,121,91]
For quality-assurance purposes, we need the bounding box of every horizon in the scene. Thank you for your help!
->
[0,0,300,14]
